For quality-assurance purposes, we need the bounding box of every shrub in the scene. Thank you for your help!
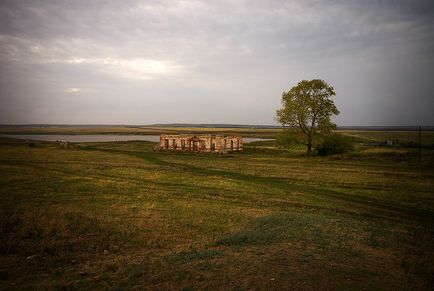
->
[275,129,305,149]
[316,134,353,156]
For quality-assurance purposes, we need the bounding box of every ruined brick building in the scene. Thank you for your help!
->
[157,134,242,153]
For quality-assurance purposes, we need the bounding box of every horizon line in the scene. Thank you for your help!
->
[0,123,433,128]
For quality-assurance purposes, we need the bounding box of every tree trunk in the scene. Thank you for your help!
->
[307,136,312,155]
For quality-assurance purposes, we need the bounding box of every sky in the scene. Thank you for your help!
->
[0,0,433,126]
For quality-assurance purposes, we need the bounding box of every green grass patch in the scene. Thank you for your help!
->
[0,134,433,290]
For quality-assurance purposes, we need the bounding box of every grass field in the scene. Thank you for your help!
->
[0,126,280,138]
[1,131,434,290]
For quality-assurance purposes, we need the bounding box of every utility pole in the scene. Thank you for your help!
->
[418,126,421,163]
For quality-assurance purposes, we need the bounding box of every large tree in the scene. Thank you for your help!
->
[276,79,339,154]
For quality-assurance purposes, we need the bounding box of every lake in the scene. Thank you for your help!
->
[0,134,272,143]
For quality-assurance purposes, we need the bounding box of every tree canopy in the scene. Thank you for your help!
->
[276,79,339,154]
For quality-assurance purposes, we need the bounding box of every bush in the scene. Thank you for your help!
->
[316,134,353,156]
[275,129,305,149]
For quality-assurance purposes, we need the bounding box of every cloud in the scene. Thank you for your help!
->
[59,57,181,80]
[64,87,81,93]
[0,0,433,125]
[0,34,182,80]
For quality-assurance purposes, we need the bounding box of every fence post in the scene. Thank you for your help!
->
[418,126,421,163]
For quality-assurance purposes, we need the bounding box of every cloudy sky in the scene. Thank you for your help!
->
[0,0,433,125]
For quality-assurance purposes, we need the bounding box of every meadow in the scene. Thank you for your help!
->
[0,129,433,290]
[0,126,279,138]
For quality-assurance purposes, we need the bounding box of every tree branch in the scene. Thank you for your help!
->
[297,116,309,135]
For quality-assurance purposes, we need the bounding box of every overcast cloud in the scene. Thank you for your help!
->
[1,0,433,125]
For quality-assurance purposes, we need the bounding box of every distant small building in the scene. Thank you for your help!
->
[157,134,242,153]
